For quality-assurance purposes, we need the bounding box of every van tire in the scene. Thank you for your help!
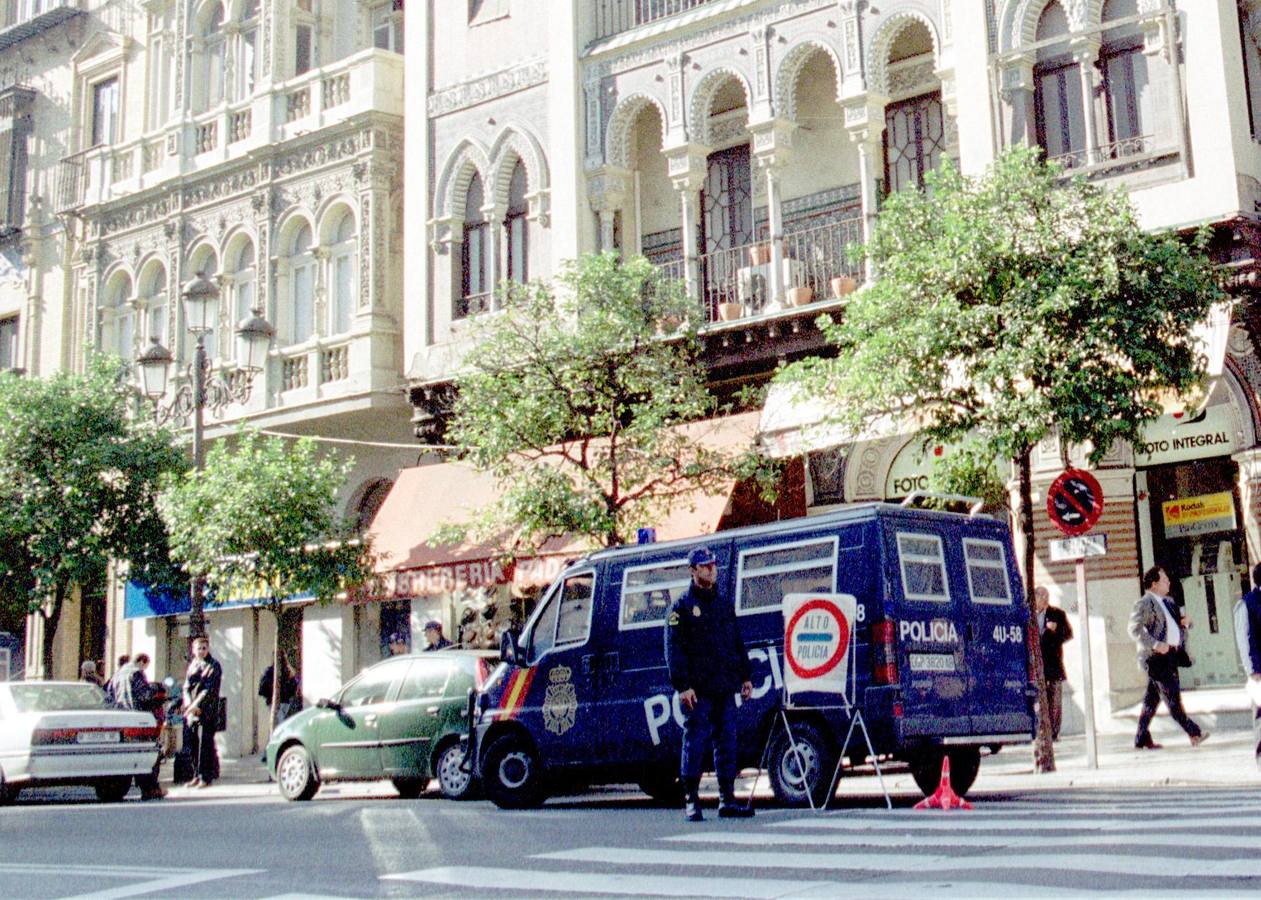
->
[909,747,981,797]
[482,734,547,809]
[767,721,837,808]
[637,773,684,807]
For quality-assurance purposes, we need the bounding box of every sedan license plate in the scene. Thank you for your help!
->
[77,730,120,744]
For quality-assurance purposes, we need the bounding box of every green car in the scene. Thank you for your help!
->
[266,650,497,801]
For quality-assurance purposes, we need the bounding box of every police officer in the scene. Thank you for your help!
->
[665,546,754,822]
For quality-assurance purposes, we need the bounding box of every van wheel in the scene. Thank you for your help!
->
[909,748,981,797]
[277,744,320,801]
[638,773,684,807]
[767,721,837,808]
[482,734,547,809]
[435,740,479,801]
[94,776,132,803]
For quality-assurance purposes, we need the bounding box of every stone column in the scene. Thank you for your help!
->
[665,145,709,304]
[586,166,631,254]
[750,118,794,312]
[481,201,504,309]
[845,96,886,283]
[998,57,1036,150]
[1072,39,1101,165]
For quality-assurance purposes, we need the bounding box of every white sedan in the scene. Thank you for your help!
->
[0,681,159,804]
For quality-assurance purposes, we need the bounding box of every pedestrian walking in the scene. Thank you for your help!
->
[1234,562,1261,768]
[258,651,300,724]
[182,635,223,788]
[422,620,452,651]
[664,546,754,822]
[113,653,165,800]
[1129,565,1208,750]
[1035,586,1073,741]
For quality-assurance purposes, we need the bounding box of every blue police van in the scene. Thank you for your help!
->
[471,501,1035,809]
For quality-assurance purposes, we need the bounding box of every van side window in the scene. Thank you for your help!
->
[526,571,595,662]
[736,538,837,614]
[620,560,690,629]
[963,539,1013,605]
[897,532,950,602]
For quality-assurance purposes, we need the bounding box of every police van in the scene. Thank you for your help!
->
[471,501,1034,809]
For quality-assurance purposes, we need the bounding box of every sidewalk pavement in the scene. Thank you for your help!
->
[173,721,1261,802]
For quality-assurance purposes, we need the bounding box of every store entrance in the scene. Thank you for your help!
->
[1141,457,1247,688]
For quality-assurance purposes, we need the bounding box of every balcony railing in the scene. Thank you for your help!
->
[594,0,722,41]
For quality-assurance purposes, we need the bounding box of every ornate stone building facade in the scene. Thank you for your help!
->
[408,0,1261,735]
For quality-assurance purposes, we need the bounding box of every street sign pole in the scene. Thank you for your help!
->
[1075,557,1098,770]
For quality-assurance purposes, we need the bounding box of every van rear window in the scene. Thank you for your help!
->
[737,538,837,614]
[963,539,1012,605]
[620,560,690,629]
[897,532,949,602]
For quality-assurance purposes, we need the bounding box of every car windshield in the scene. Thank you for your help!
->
[9,683,110,713]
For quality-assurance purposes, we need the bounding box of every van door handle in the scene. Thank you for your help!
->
[602,652,620,673]
[582,654,596,676]
[966,623,978,642]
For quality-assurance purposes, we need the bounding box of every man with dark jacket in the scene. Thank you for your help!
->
[664,547,753,822]
[183,636,224,788]
[1035,586,1073,741]
[114,653,165,800]
[1234,563,1261,767]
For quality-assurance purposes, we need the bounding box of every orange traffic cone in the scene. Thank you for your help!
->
[913,755,973,811]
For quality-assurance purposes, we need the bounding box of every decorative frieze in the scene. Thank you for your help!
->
[427,59,548,118]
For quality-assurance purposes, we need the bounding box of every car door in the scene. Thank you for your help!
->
[378,657,455,777]
[312,658,409,778]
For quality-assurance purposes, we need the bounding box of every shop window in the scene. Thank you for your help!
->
[459,174,490,317]
[737,538,836,614]
[504,160,528,284]
[0,316,18,371]
[1033,1,1086,166]
[90,76,119,147]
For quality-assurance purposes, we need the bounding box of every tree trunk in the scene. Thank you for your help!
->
[270,604,283,731]
[39,583,67,680]
[1019,448,1055,773]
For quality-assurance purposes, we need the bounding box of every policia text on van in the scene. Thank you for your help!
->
[470,502,1035,809]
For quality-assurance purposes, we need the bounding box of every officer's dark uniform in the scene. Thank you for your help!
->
[665,549,752,820]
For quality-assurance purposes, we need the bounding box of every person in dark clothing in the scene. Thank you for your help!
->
[423,620,452,651]
[664,546,753,822]
[1234,563,1261,767]
[1035,586,1073,741]
[182,636,224,788]
[113,653,165,800]
[1129,565,1207,750]
[258,651,300,724]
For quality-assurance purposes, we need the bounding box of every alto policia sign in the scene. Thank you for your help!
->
[782,592,857,701]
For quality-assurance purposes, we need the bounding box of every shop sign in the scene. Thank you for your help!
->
[1161,491,1236,539]
[1134,405,1237,467]
[386,554,570,598]
[884,440,952,499]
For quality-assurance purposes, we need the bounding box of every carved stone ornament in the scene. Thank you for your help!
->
[427,59,548,118]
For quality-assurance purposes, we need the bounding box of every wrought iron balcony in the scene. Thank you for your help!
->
[593,0,723,41]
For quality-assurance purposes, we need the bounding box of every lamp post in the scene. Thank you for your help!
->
[137,272,275,638]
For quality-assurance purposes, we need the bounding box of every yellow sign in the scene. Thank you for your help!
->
[1161,492,1236,538]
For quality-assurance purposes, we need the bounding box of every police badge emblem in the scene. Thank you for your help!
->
[693,605,702,617]
[542,665,578,735]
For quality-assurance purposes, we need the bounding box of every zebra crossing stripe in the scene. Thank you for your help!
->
[382,865,833,898]
[768,815,1261,832]
[538,846,1261,879]
[664,829,1261,851]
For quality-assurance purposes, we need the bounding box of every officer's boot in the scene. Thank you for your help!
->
[683,777,704,822]
[717,777,754,818]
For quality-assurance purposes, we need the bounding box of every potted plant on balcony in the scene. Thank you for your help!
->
[830,273,857,300]
[748,242,772,267]
[718,298,744,321]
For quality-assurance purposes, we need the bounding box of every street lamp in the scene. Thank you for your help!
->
[138,272,275,638]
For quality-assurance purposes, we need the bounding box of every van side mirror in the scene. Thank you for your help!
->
[500,629,521,667]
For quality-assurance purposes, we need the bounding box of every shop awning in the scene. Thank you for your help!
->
[757,381,912,459]
[366,413,760,598]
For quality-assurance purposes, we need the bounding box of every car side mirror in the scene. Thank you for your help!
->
[500,629,521,667]
[315,697,339,710]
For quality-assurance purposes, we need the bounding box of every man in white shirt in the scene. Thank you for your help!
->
[1128,565,1208,750]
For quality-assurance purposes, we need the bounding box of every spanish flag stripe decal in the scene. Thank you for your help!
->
[502,667,536,719]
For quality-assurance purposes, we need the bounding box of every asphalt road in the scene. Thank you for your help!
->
[3,780,1260,898]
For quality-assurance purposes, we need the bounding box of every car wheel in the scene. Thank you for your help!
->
[909,747,981,797]
[637,773,684,807]
[276,744,320,802]
[392,777,426,799]
[94,776,132,803]
[767,721,837,808]
[435,740,479,801]
[481,734,547,810]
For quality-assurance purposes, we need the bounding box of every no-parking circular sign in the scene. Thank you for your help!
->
[783,593,857,699]
[1047,468,1105,537]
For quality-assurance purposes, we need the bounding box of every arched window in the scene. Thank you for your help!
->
[226,240,256,358]
[1100,0,1150,157]
[329,213,355,335]
[138,264,167,346]
[460,174,490,316]
[289,224,316,344]
[100,275,134,360]
[200,3,226,112]
[504,160,529,284]
[1033,2,1086,166]
[234,0,260,102]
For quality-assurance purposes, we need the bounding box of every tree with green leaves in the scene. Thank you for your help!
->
[0,357,187,677]
[777,146,1225,772]
[159,429,374,725]
[444,251,775,552]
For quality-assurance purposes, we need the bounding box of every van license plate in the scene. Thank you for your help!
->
[77,731,120,744]
[909,653,956,673]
